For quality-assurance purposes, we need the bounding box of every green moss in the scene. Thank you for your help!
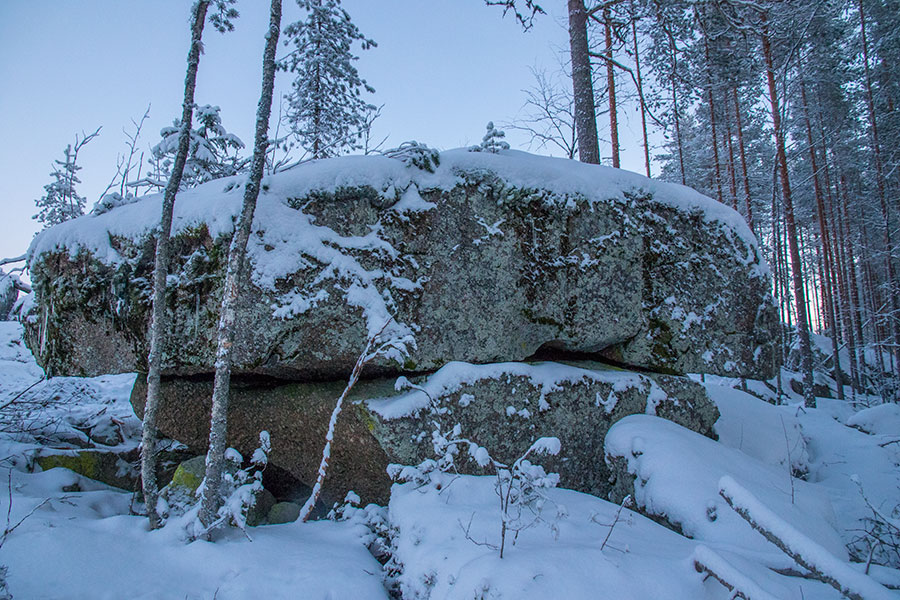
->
[170,456,206,492]
[521,308,564,331]
[355,403,379,434]
[36,453,102,480]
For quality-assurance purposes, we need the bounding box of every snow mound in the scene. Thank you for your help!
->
[846,403,900,436]
[605,414,845,560]
[707,382,809,474]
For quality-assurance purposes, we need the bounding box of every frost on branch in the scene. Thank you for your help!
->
[389,421,564,558]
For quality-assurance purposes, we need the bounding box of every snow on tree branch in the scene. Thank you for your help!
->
[719,476,894,600]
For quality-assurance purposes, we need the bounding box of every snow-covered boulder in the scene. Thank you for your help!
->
[131,361,718,505]
[26,150,776,379]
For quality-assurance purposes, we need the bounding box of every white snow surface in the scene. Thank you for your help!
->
[846,402,900,436]
[28,149,763,273]
[720,475,894,600]
[1,323,897,599]
[366,360,651,420]
[605,413,846,560]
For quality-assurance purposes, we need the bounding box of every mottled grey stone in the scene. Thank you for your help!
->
[131,361,718,504]
[26,168,777,380]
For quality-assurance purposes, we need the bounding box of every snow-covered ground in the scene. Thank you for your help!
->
[0,320,898,599]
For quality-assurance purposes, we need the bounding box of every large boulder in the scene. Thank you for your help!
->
[131,361,718,505]
[26,150,777,380]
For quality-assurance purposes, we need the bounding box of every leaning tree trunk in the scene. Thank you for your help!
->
[141,0,210,530]
[568,0,600,164]
[199,0,283,533]
[761,18,816,408]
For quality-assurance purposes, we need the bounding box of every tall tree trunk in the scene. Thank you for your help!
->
[141,0,210,530]
[800,79,844,399]
[859,0,900,377]
[761,17,816,408]
[733,87,755,234]
[702,32,724,205]
[631,18,650,177]
[199,0,283,533]
[604,7,620,168]
[568,0,600,164]
[653,3,685,184]
[837,173,865,391]
[724,109,739,211]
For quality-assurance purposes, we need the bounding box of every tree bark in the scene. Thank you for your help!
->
[568,0,600,164]
[198,0,283,533]
[859,0,900,379]
[141,0,210,530]
[761,17,816,408]
[733,87,755,235]
[631,18,650,177]
[604,7,620,168]
[800,79,844,399]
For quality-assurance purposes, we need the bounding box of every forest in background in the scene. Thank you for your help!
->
[532,0,900,405]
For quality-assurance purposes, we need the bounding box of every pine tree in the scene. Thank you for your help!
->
[33,128,100,228]
[148,104,247,188]
[199,0,282,535]
[473,121,510,153]
[279,0,376,159]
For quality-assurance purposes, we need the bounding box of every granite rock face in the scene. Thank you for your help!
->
[130,361,718,505]
[25,151,777,380]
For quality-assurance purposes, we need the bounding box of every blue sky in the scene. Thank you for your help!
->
[0,0,651,260]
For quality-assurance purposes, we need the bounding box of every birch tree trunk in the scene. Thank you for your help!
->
[198,0,282,532]
[141,0,210,530]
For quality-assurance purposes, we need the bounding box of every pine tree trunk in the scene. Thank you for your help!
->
[604,7,620,168]
[568,0,600,164]
[141,0,210,530]
[859,0,900,378]
[733,87,755,235]
[761,18,816,408]
[631,18,650,177]
[652,3,685,185]
[723,106,738,211]
[198,0,283,533]
[702,32,724,205]
[838,174,865,390]
[801,79,844,399]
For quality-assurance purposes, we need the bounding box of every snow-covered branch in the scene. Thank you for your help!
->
[719,476,893,600]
